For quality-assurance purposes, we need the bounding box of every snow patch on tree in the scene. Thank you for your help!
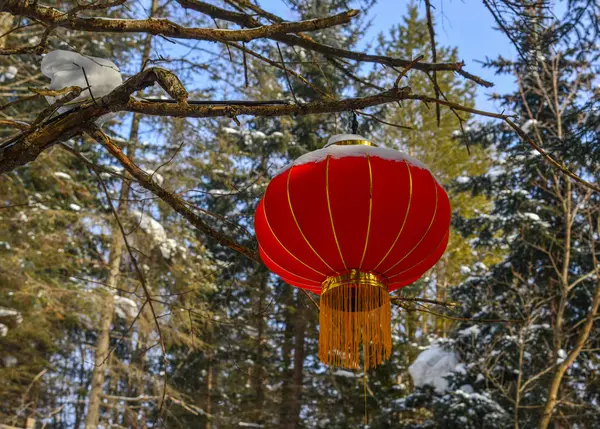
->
[521,119,539,133]
[0,65,18,82]
[457,325,481,338]
[131,210,179,259]
[54,172,72,180]
[332,369,358,378]
[409,343,461,393]
[114,296,139,320]
[0,307,23,324]
[144,169,164,186]
[2,355,17,367]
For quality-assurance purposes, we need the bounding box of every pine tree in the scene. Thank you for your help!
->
[392,1,600,428]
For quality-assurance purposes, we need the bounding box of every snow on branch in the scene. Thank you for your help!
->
[41,50,122,114]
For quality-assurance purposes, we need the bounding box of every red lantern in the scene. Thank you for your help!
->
[255,134,451,369]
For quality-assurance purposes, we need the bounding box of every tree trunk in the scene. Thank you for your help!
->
[84,220,124,428]
[251,270,268,424]
[84,290,116,428]
[278,285,295,428]
[0,13,13,49]
[205,330,214,429]
[538,279,600,428]
[288,291,307,429]
[83,2,159,426]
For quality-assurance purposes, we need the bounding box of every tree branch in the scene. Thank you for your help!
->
[86,126,260,262]
[0,1,359,43]
[175,0,493,86]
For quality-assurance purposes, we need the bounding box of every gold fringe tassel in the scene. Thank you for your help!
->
[319,270,391,370]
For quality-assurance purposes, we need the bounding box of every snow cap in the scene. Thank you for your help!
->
[276,134,430,176]
[324,133,374,147]
[40,50,122,114]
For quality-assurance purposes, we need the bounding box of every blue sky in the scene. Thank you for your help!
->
[363,0,517,112]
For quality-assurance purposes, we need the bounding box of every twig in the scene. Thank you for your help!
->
[87,126,260,262]
[276,42,298,104]
[505,118,600,193]
[90,161,169,418]
[424,0,440,126]
[394,54,424,87]
[356,110,413,131]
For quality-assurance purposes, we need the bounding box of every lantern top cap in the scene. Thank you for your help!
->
[325,134,376,148]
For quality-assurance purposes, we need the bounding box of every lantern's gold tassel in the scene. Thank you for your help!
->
[319,270,391,369]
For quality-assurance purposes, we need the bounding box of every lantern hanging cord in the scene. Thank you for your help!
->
[351,110,359,134]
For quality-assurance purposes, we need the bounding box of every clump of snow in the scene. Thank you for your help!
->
[457,325,481,338]
[473,262,488,271]
[521,119,539,133]
[131,210,178,259]
[238,423,264,428]
[208,189,234,196]
[144,169,164,186]
[409,343,460,393]
[332,369,358,378]
[223,127,239,135]
[519,212,550,228]
[459,384,474,393]
[69,203,81,211]
[557,349,567,364]
[456,176,470,184]
[0,307,23,324]
[54,172,72,180]
[106,165,123,174]
[522,212,540,221]
[2,355,17,367]
[0,65,18,82]
[0,323,7,337]
[486,165,505,179]
[114,296,139,319]
[40,50,122,122]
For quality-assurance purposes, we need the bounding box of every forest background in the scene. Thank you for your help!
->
[0,0,599,428]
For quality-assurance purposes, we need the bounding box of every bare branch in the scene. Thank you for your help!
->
[87,126,260,262]
[0,1,360,43]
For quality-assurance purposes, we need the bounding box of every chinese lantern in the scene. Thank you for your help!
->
[255,134,451,369]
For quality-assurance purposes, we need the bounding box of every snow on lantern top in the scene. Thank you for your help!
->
[277,134,430,176]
